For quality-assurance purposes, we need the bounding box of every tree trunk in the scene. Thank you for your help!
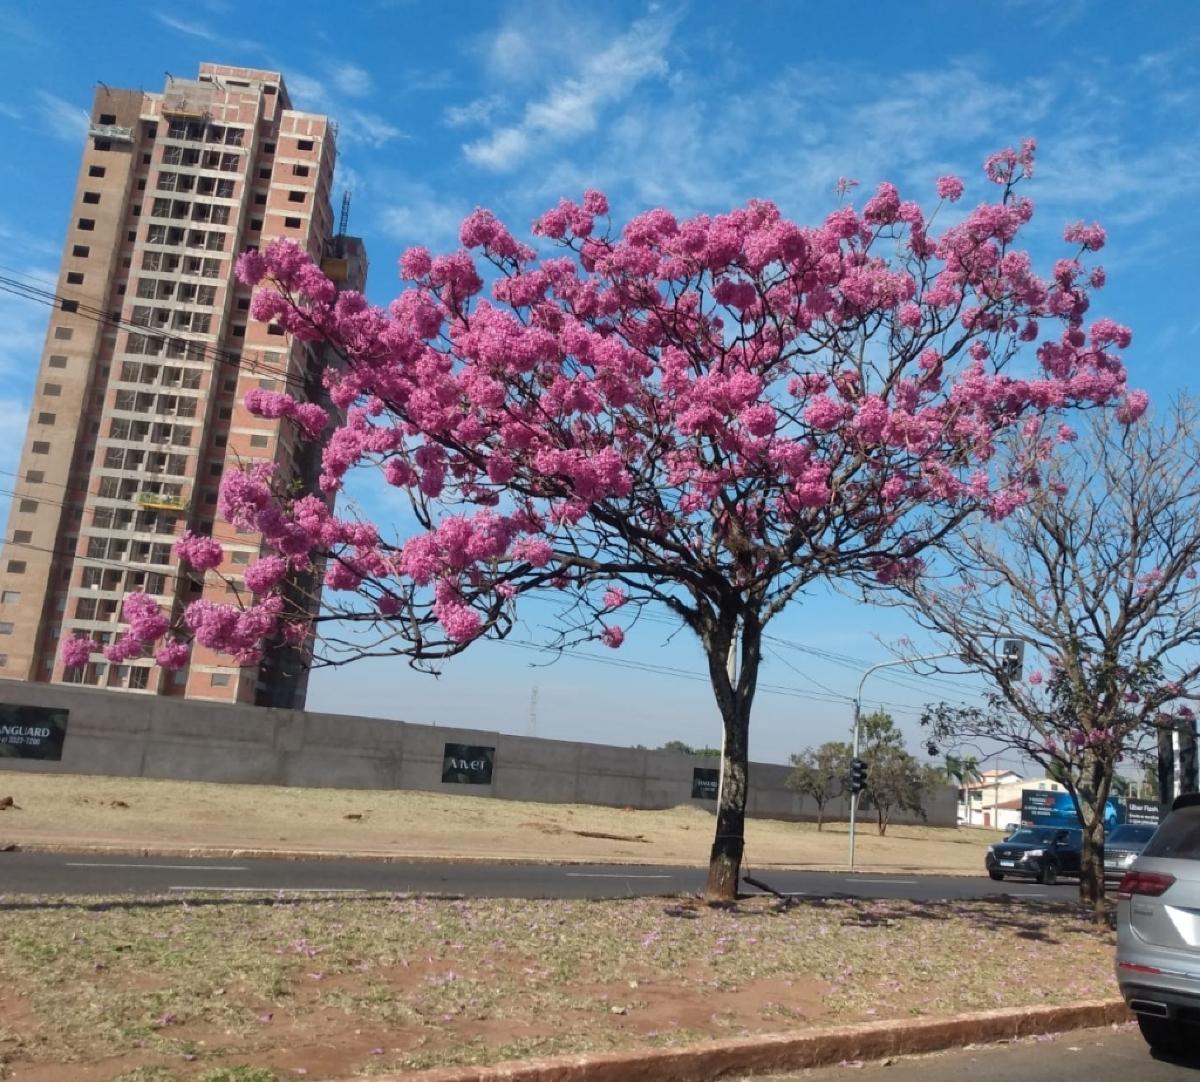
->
[702,608,761,904]
[816,805,824,832]
[1070,752,1112,922]
[704,702,749,902]
[1078,813,1105,918]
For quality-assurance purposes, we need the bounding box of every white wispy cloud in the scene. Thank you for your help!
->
[285,72,329,109]
[0,103,22,121]
[329,63,373,98]
[156,13,219,41]
[1002,0,1090,33]
[487,26,539,82]
[463,11,675,172]
[341,110,406,148]
[378,182,468,250]
[35,92,88,143]
[444,96,502,129]
[285,72,401,146]
[403,68,454,93]
[155,13,263,52]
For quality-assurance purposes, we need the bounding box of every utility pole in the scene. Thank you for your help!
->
[526,685,539,739]
[849,639,1028,869]
[849,655,955,870]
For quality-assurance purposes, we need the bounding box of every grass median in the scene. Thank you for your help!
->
[0,891,1116,1081]
[0,771,1001,872]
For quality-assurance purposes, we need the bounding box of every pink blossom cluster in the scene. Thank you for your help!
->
[184,596,284,666]
[243,388,329,440]
[99,594,190,670]
[175,531,224,571]
[60,634,96,668]
[120,143,1140,668]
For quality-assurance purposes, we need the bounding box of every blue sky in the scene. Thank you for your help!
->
[0,1,1197,766]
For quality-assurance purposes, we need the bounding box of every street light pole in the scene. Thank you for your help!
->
[848,637,1034,869]
[848,654,956,871]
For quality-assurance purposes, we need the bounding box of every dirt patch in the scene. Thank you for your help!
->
[0,892,1116,1080]
[0,772,1002,872]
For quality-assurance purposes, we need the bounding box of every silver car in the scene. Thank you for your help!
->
[1104,822,1158,882]
[1115,792,1200,1055]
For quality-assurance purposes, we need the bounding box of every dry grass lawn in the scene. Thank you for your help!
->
[0,771,1002,872]
[0,891,1116,1080]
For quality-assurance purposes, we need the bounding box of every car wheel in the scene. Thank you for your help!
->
[1137,1013,1187,1055]
[988,870,1004,881]
[1039,862,1058,885]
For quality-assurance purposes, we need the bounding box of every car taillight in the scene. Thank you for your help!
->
[1117,871,1176,899]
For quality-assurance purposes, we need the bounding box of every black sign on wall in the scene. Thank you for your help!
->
[0,704,69,761]
[441,743,495,785]
[692,767,719,800]
[1125,799,1162,826]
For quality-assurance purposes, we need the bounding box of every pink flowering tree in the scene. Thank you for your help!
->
[97,141,1143,901]
[899,400,1200,915]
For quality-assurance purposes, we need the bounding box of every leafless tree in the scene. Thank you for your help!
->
[881,399,1200,916]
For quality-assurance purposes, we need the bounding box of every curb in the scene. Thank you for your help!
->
[337,1000,1131,1082]
[0,841,982,878]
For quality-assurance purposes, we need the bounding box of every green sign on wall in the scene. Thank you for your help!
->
[0,704,69,761]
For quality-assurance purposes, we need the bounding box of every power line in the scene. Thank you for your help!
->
[0,479,256,551]
[0,269,314,395]
[491,636,896,708]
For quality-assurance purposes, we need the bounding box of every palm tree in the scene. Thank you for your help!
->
[945,754,983,824]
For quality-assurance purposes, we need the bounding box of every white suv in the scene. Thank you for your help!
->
[1115,792,1200,1055]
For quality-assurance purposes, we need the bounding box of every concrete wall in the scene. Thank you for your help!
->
[0,682,956,826]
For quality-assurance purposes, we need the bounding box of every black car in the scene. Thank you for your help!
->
[1103,822,1158,881]
[986,826,1082,884]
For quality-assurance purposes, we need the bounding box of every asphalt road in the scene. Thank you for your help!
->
[756,1026,1200,1080]
[0,851,1084,900]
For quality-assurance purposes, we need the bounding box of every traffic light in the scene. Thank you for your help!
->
[1001,639,1024,680]
[849,757,869,794]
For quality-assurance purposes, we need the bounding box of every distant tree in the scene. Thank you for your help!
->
[861,746,940,835]
[786,741,851,829]
[659,740,720,757]
[895,403,1200,917]
[858,708,905,758]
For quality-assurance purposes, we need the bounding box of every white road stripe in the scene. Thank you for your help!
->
[168,886,368,893]
[66,862,248,871]
[563,873,673,879]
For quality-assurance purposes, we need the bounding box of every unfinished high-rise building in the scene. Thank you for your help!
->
[0,63,367,707]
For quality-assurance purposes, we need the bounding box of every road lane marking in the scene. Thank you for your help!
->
[844,878,919,884]
[66,862,248,871]
[168,886,368,893]
[563,873,673,879]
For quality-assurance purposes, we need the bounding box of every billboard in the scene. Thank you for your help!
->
[0,704,68,760]
[1124,798,1162,826]
[1020,789,1159,829]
